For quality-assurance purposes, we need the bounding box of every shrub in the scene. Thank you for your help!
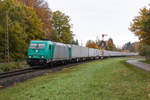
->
[0,61,25,72]
[0,63,11,72]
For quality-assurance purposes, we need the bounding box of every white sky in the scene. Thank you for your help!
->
[47,0,149,47]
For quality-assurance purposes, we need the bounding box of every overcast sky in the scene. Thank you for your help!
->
[47,0,149,47]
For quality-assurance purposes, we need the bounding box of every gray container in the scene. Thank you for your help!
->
[71,45,81,58]
[88,48,95,57]
[71,45,89,58]
[80,46,89,57]
[89,48,102,57]
[53,42,69,61]
[103,50,111,57]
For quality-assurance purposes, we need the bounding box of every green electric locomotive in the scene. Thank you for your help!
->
[27,40,71,66]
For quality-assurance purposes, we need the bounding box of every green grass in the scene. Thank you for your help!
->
[0,57,150,100]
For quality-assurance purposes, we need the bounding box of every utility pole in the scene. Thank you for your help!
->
[5,11,9,63]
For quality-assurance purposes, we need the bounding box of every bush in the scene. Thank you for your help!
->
[0,61,25,72]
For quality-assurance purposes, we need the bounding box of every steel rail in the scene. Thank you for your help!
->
[0,68,34,79]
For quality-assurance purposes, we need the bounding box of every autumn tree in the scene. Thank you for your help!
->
[106,38,116,51]
[130,7,150,45]
[18,0,52,38]
[0,0,44,61]
[130,7,150,57]
[122,42,135,52]
[51,11,73,44]
[132,42,140,52]
[86,40,99,49]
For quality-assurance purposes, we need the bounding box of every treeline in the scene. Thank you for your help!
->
[130,6,150,59]
[122,42,139,53]
[0,0,76,62]
[86,38,116,51]
[86,38,140,53]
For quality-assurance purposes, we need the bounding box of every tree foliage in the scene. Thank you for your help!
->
[130,7,150,45]
[130,7,150,57]
[0,0,44,61]
[18,0,52,38]
[86,40,99,49]
[106,38,116,51]
[51,11,73,44]
[122,42,135,52]
[87,38,116,50]
[0,0,78,63]
[138,45,150,59]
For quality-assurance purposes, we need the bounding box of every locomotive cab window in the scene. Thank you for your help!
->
[29,43,45,49]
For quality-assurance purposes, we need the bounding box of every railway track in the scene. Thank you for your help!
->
[0,56,117,80]
[0,59,97,79]
[0,58,115,88]
[0,68,35,79]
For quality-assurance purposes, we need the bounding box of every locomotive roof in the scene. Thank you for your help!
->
[30,40,53,44]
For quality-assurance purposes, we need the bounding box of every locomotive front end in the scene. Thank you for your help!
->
[27,41,47,66]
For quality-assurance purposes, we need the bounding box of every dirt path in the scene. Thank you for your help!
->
[126,60,150,71]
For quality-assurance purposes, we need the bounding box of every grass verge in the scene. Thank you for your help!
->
[0,57,150,100]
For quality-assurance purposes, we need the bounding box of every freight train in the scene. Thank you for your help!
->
[27,40,137,66]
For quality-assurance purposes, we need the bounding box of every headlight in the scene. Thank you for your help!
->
[29,56,32,58]
[41,56,44,58]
